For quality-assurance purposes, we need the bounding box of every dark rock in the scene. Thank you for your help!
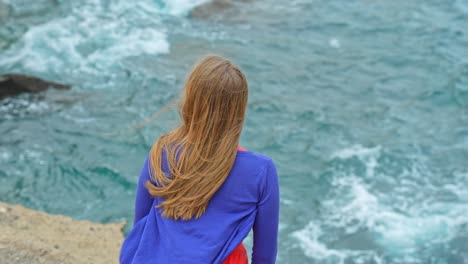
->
[191,0,233,19]
[0,74,70,100]
[190,0,253,22]
[0,1,10,21]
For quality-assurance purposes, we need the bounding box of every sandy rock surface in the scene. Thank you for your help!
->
[0,202,125,264]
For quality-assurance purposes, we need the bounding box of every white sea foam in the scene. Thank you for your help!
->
[329,38,341,48]
[330,145,381,160]
[330,176,461,254]
[292,221,383,264]
[1,1,169,73]
[331,144,381,177]
[294,145,468,262]
[292,222,345,260]
[0,97,50,119]
[160,0,211,16]
[0,0,209,74]
[0,151,11,160]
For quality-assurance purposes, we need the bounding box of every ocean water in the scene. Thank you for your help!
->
[1,0,468,263]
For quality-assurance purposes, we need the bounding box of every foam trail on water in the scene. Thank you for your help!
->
[1,0,169,74]
[159,0,211,15]
[292,221,383,264]
[0,0,209,75]
[292,222,343,260]
[331,144,381,177]
[329,176,461,253]
[0,96,51,119]
[329,38,341,48]
[293,145,468,263]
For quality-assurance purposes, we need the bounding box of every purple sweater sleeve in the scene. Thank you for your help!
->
[252,159,280,264]
[133,157,154,225]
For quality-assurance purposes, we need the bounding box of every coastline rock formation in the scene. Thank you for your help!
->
[0,74,70,100]
[190,0,251,20]
[0,202,125,264]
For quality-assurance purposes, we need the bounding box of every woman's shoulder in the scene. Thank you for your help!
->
[235,149,276,170]
[234,149,278,192]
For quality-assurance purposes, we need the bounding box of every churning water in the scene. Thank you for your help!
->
[1,0,467,263]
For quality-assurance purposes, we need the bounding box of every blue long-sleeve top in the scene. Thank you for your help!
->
[120,149,280,264]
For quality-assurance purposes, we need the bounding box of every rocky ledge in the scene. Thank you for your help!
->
[0,202,125,264]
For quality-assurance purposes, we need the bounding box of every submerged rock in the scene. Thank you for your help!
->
[190,0,253,23]
[0,202,125,264]
[0,1,10,21]
[0,74,70,100]
[190,0,251,20]
[191,0,232,19]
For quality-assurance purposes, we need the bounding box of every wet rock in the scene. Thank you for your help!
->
[190,0,251,20]
[190,0,254,23]
[0,74,70,100]
[0,1,10,21]
[191,0,232,19]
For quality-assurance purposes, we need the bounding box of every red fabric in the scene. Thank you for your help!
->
[222,243,248,264]
[223,146,249,264]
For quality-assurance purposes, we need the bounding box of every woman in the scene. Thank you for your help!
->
[120,55,280,264]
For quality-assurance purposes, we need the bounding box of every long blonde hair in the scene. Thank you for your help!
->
[146,55,249,220]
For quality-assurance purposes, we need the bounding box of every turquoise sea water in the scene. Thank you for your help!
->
[1,0,468,263]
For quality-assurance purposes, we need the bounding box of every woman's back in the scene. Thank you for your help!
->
[120,55,279,263]
[120,148,279,263]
